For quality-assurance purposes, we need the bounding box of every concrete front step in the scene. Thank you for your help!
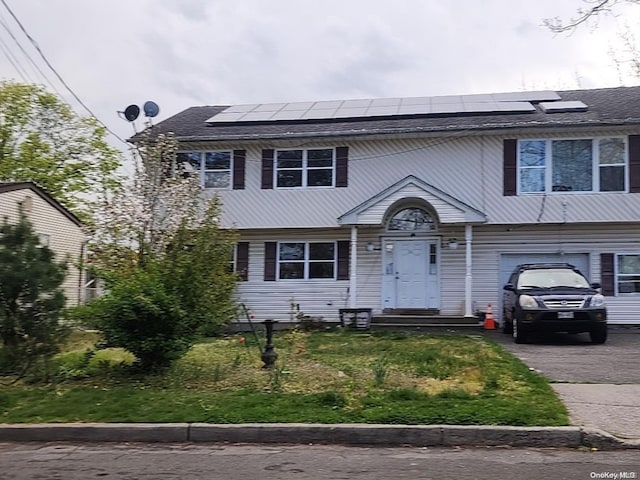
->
[370,315,484,332]
[372,315,481,325]
[370,323,485,332]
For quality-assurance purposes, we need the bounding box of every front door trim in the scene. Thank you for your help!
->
[381,236,441,310]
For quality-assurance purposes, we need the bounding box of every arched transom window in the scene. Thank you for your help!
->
[387,207,436,232]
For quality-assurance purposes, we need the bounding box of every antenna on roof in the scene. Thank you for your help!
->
[143,101,160,118]
[117,101,161,132]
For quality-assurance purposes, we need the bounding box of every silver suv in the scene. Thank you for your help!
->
[502,263,607,344]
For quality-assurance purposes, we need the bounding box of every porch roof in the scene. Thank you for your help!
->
[338,175,487,226]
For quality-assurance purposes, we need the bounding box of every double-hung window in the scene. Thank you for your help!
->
[278,242,336,279]
[276,148,335,188]
[518,138,627,194]
[617,254,640,294]
[177,151,232,189]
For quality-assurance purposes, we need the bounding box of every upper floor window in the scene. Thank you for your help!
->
[518,138,627,194]
[177,151,232,189]
[276,148,335,188]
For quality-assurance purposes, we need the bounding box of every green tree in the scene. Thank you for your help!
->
[75,132,238,371]
[0,81,121,217]
[0,208,68,379]
[82,268,189,372]
[161,197,238,337]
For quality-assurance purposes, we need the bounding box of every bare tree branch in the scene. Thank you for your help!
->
[543,0,629,33]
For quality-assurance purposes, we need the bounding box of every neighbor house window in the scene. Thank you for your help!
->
[617,254,640,294]
[36,233,50,247]
[275,148,335,188]
[518,137,627,194]
[278,242,336,279]
[176,151,232,189]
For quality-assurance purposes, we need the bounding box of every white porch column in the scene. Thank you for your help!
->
[464,224,474,317]
[349,226,358,308]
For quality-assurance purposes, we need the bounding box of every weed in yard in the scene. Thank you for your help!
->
[371,357,389,387]
[0,332,569,427]
[212,363,224,382]
[266,365,295,393]
[232,353,242,367]
[314,391,347,408]
[437,388,475,400]
[282,329,309,356]
[387,387,425,401]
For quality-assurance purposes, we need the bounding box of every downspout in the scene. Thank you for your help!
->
[464,224,473,317]
[349,226,358,308]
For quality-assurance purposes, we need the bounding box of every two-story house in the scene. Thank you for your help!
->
[148,86,640,327]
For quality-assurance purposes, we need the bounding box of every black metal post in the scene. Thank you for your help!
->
[261,319,278,368]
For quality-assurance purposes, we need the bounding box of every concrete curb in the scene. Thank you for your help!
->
[0,423,638,449]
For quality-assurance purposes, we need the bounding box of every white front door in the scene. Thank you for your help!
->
[382,239,440,309]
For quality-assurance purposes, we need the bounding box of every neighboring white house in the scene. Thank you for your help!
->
[0,182,88,306]
[146,86,640,325]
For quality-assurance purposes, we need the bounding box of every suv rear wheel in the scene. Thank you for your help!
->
[513,318,529,344]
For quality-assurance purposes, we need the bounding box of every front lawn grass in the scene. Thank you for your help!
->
[0,330,568,426]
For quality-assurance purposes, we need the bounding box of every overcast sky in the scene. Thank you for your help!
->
[0,0,639,154]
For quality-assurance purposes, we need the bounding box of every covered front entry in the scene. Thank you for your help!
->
[338,175,487,315]
[382,238,440,310]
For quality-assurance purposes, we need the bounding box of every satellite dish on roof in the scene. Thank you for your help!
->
[143,101,160,118]
[123,104,140,121]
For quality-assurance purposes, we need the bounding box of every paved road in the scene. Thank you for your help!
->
[0,442,638,480]
[486,328,640,440]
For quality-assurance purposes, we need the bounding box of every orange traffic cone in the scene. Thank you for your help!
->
[484,303,496,330]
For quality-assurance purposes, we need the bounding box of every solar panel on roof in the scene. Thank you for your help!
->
[539,101,588,113]
[205,91,555,123]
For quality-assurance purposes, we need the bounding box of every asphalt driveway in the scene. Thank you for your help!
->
[486,327,640,384]
[485,327,640,440]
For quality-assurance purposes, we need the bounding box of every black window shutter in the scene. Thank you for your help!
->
[261,149,274,189]
[335,146,349,187]
[337,240,350,280]
[600,253,615,296]
[628,135,640,193]
[503,139,517,196]
[236,242,249,281]
[264,242,277,281]
[233,150,246,190]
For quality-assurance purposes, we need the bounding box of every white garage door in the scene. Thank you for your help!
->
[499,253,591,287]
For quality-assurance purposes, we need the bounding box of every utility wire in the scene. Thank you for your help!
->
[0,8,62,97]
[0,0,128,145]
[0,34,29,82]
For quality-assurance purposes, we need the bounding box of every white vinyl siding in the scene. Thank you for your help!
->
[233,224,640,325]
[209,130,640,230]
[234,229,349,323]
[0,189,86,306]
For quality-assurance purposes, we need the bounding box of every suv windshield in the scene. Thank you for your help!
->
[516,268,590,289]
